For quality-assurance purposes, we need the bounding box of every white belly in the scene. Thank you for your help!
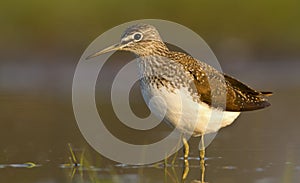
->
[142,86,240,136]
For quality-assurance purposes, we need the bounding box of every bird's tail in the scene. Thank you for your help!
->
[260,91,273,97]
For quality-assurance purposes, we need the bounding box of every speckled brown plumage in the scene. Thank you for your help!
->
[117,24,272,112]
[169,51,272,111]
[137,49,272,112]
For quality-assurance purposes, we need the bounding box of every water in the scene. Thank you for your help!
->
[0,60,299,183]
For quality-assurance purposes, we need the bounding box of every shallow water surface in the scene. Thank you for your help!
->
[1,63,299,183]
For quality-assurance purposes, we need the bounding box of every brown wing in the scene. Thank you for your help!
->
[223,74,272,111]
[172,52,272,111]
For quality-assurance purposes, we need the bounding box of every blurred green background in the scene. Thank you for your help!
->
[1,0,300,62]
[0,1,300,183]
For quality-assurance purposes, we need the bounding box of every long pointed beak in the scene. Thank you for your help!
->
[86,43,122,60]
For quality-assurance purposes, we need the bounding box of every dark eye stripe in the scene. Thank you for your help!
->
[121,39,131,45]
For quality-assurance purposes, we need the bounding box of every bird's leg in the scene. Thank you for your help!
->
[182,157,189,180]
[182,135,190,180]
[200,135,206,183]
[182,136,189,159]
[200,134,205,160]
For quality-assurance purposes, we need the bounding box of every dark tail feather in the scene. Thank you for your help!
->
[261,91,273,96]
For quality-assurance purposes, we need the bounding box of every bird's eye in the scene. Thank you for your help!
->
[133,33,143,41]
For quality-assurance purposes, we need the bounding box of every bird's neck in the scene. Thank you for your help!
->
[134,41,170,57]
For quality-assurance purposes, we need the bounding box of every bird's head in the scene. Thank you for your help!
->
[86,24,168,59]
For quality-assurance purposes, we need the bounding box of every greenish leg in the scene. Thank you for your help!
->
[182,159,189,181]
[182,136,189,159]
[200,135,206,183]
[200,134,205,160]
[182,135,190,181]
